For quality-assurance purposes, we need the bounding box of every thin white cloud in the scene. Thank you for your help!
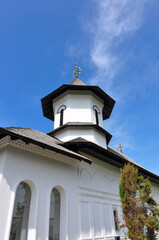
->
[83,0,150,152]
[86,0,148,87]
[66,0,153,152]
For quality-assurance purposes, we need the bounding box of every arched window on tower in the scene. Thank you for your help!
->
[93,105,100,125]
[9,182,31,240]
[57,105,66,127]
[49,188,60,240]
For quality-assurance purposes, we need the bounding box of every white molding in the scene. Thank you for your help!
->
[79,187,119,198]
[79,236,125,240]
[79,192,120,203]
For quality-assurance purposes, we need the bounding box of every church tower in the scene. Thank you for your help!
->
[41,66,115,149]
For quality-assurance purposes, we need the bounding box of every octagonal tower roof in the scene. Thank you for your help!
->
[41,78,115,121]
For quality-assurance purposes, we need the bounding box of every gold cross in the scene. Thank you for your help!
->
[73,64,82,79]
[117,143,124,153]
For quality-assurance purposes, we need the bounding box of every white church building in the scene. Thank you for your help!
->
[0,73,159,240]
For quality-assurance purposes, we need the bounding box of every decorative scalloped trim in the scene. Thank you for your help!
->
[0,136,77,166]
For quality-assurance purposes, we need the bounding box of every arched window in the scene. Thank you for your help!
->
[49,188,60,240]
[93,105,100,125]
[9,182,31,240]
[57,105,66,127]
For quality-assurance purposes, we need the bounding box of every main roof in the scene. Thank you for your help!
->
[41,78,115,121]
[0,127,91,164]
[0,127,159,184]
[61,137,159,184]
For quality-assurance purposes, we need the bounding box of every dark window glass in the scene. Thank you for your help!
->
[94,109,99,125]
[93,105,100,126]
[57,105,66,127]
[113,209,119,231]
[60,109,64,126]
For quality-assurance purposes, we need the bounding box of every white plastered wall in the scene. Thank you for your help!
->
[0,146,80,240]
[78,152,159,240]
[78,153,123,240]
[53,90,107,148]
[0,146,123,240]
[54,128,107,149]
[1,146,159,240]
[53,90,104,129]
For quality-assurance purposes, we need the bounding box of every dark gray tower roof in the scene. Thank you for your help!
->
[41,78,115,121]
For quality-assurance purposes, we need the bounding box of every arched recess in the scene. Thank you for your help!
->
[9,179,38,240]
[93,105,100,125]
[49,185,67,240]
[112,179,119,194]
[57,105,66,127]
[80,169,91,189]
[103,176,112,193]
[92,173,102,191]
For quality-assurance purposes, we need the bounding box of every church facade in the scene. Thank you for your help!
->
[0,74,159,240]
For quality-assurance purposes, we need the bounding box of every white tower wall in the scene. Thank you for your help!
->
[53,90,104,129]
[52,90,107,148]
[53,128,107,149]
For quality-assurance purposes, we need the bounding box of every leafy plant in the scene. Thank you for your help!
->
[119,163,159,240]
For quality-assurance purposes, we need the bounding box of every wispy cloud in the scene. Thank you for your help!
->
[85,0,148,88]
[66,0,154,152]
[104,119,135,151]
[82,0,150,151]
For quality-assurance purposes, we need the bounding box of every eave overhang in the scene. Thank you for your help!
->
[47,122,112,144]
[0,127,92,164]
[41,84,115,121]
[62,139,159,184]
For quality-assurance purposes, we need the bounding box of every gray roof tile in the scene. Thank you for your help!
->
[0,127,92,163]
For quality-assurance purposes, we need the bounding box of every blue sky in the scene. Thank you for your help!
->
[0,0,159,174]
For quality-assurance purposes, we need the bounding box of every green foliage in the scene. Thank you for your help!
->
[119,163,159,240]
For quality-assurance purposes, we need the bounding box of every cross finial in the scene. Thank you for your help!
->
[73,64,82,79]
[117,143,124,153]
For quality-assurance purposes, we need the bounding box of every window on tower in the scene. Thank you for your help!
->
[93,105,100,125]
[57,105,66,127]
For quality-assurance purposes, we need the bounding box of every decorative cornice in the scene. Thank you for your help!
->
[79,187,120,202]
[79,237,125,240]
[48,122,112,144]
[0,136,77,166]
[79,187,119,197]
[79,192,120,203]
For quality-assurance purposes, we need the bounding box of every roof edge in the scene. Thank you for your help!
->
[0,127,92,164]
[61,139,159,184]
[47,122,112,144]
[41,84,115,121]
